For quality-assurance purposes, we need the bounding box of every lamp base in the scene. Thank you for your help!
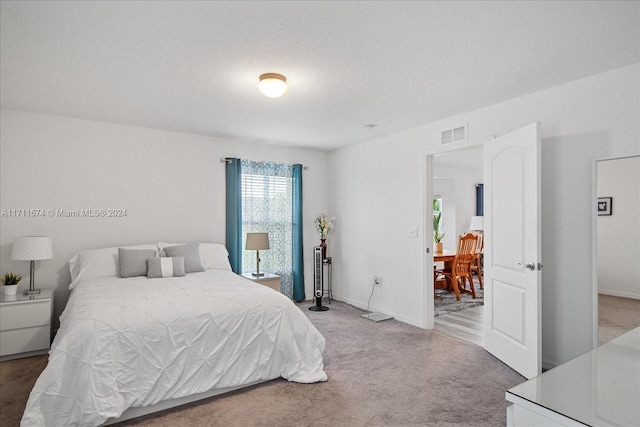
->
[251,272,265,277]
[23,289,41,295]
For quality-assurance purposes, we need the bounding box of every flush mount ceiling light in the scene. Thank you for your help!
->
[258,73,288,98]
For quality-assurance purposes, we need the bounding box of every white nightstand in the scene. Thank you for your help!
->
[0,289,53,359]
[241,273,281,293]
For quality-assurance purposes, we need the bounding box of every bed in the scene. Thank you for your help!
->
[21,243,327,426]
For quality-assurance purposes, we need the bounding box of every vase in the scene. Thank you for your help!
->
[3,284,18,296]
[320,239,327,259]
[435,242,443,254]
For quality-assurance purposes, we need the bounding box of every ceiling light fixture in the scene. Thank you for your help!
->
[258,73,288,98]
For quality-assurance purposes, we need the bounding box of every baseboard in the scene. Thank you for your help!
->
[0,348,49,362]
[541,358,557,372]
[330,294,424,328]
[598,290,640,300]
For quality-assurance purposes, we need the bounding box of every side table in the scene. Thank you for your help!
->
[323,257,333,303]
[0,289,53,360]
[241,273,281,293]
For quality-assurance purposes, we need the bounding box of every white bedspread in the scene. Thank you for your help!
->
[21,270,327,426]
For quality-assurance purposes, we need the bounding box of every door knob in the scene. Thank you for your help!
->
[518,262,536,271]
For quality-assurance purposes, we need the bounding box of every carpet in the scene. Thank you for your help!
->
[0,300,524,427]
[598,294,640,344]
[434,282,484,316]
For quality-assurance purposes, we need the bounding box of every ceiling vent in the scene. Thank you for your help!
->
[441,124,467,144]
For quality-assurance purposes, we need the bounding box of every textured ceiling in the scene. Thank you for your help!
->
[1,1,638,151]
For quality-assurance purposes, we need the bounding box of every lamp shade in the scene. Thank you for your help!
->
[469,216,484,231]
[258,73,288,98]
[11,236,53,261]
[245,233,270,250]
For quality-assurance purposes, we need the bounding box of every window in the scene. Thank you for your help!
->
[225,158,304,300]
[241,160,294,295]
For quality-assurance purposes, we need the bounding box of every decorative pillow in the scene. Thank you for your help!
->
[69,244,159,289]
[162,244,205,273]
[199,243,232,270]
[119,248,157,278]
[158,242,231,270]
[157,242,185,257]
[147,257,185,278]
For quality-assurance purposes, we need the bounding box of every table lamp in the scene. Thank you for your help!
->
[245,232,269,277]
[11,236,53,295]
[469,216,484,232]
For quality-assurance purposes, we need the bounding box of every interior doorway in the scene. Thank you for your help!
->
[429,145,484,345]
[595,155,640,345]
[424,123,543,379]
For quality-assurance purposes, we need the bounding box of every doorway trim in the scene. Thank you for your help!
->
[422,137,492,330]
[591,153,640,348]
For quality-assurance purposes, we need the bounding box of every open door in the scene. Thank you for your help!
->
[483,122,542,379]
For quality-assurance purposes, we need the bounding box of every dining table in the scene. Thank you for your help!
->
[434,249,456,264]
[433,249,456,295]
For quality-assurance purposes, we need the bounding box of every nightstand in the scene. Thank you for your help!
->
[0,289,53,360]
[241,273,281,293]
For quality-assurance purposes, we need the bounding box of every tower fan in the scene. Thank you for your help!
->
[309,246,329,311]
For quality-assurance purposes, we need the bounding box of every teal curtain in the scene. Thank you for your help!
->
[292,164,305,301]
[241,160,295,297]
[225,158,242,273]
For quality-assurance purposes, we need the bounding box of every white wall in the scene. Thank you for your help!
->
[597,156,640,299]
[0,110,329,325]
[329,63,640,368]
[433,160,483,249]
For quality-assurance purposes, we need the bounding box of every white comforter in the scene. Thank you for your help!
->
[21,270,327,426]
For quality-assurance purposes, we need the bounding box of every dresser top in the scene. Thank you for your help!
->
[507,326,640,426]
[241,273,279,280]
[0,289,54,304]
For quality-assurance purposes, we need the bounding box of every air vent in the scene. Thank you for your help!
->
[441,124,467,144]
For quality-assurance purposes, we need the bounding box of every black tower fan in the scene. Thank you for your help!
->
[309,246,329,311]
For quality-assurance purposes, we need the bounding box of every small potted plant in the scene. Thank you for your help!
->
[433,200,445,253]
[1,272,22,296]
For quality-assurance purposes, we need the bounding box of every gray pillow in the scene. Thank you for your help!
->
[119,248,157,278]
[162,244,205,273]
[147,257,186,278]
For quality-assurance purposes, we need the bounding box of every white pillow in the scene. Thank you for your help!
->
[199,243,232,271]
[157,242,231,271]
[69,244,159,289]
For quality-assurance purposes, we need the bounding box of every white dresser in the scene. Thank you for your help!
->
[0,290,53,359]
[506,326,640,426]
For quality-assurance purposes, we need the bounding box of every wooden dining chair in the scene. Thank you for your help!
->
[470,232,484,289]
[441,233,477,301]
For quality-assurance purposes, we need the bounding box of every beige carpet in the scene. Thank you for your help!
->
[0,301,525,426]
[598,294,640,344]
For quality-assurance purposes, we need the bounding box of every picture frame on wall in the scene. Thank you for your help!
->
[597,197,612,216]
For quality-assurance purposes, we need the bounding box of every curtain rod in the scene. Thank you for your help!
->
[220,158,308,169]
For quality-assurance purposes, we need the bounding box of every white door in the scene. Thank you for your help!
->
[483,122,542,379]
